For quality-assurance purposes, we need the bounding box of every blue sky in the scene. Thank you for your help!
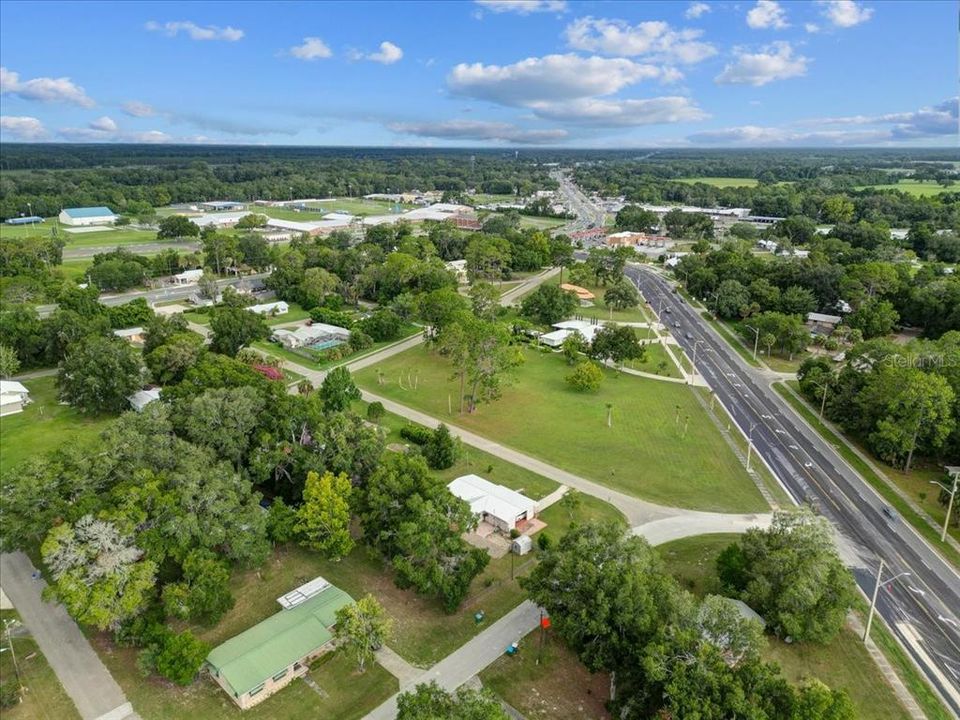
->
[0,0,956,147]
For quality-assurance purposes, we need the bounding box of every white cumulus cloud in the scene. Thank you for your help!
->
[0,66,95,107]
[746,0,789,29]
[389,119,567,144]
[89,116,118,132]
[528,96,709,127]
[715,42,808,86]
[122,100,155,117]
[289,37,333,60]
[474,0,567,14]
[564,16,716,64]
[685,2,711,19]
[449,54,670,106]
[145,20,244,41]
[819,0,873,28]
[0,115,47,141]
[368,41,404,64]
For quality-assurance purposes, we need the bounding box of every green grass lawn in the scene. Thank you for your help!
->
[624,341,682,379]
[775,382,960,563]
[855,179,956,197]
[657,535,912,720]
[676,177,759,188]
[0,376,114,476]
[306,198,414,217]
[480,635,610,720]
[1,610,81,720]
[185,303,313,328]
[355,345,768,513]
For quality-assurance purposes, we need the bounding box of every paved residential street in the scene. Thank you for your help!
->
[0,552,140,720]
[364,601,542,720]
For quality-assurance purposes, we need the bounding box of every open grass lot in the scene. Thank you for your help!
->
[305,198,413,217]
[355,345,768,513]
[480,635,610,720]
[517,215,568,231]
[1,220,162,250]
[0,376,113,476]
[855,179,956,197]
[1,610,81,720]
[624,341,682,379]
[775,383,960,560]
[95,631,396,720]
[676,177,759,188]
[657,535,912,720]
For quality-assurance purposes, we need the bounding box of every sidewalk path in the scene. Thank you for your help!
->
[364,601,541,720]
[0,552,140,720]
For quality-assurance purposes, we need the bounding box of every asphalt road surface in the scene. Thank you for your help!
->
[630,266,960,715]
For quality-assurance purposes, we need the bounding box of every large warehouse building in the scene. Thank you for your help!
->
[58,206,118,226]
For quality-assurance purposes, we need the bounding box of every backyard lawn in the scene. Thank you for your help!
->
[184,302,313,327]
[1,610,80,720]
[657,534,913,720]
[355,346,769,513]
[0,376,114,475]
[481,635,610,720]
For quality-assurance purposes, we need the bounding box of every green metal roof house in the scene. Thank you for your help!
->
[205,578,353,709]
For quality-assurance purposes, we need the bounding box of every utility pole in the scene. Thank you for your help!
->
[3,618,22,691]
[864,558,884,642]
[745,324,760,362]
[746,423,757,471]
[816,377,831,422]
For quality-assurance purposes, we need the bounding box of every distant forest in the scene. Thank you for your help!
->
[0,144,958,223]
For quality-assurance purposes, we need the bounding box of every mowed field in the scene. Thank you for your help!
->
[0,219,164,249]
[854,179,956,196]
[354,346,768,513]
[676,177,759,188]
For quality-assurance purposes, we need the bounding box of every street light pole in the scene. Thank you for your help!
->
[930,468,959,543]
[693,339,704,367]
[864,558,884,642]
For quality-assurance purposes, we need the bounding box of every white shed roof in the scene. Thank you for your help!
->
[128,387,162,412]
[0,380,29,395]
[448,474,537,525]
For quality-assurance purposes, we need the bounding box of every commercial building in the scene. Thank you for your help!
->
[199,201,245,212]
[205,577,353,709]
[539,319,605,348]
[5,216,43,226]
[58,207,118,226]
[447,474,538,533]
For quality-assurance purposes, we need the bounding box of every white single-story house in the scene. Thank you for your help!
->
[806,312,843,336]
[173,269,204,285]
[446,259,468,283]
[205,577,353,710]
[272,322,350,350]
[58,207,118,226]
[128,387,162,412]
[540,319,604,348]
[448,474,538,533]
[0,380,31,417]
[113,327,146,344]
[247,301,289,316]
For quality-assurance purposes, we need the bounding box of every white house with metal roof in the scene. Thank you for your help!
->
[0,380,31,417]
[58,206,118,226]
[448,474,538,533]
